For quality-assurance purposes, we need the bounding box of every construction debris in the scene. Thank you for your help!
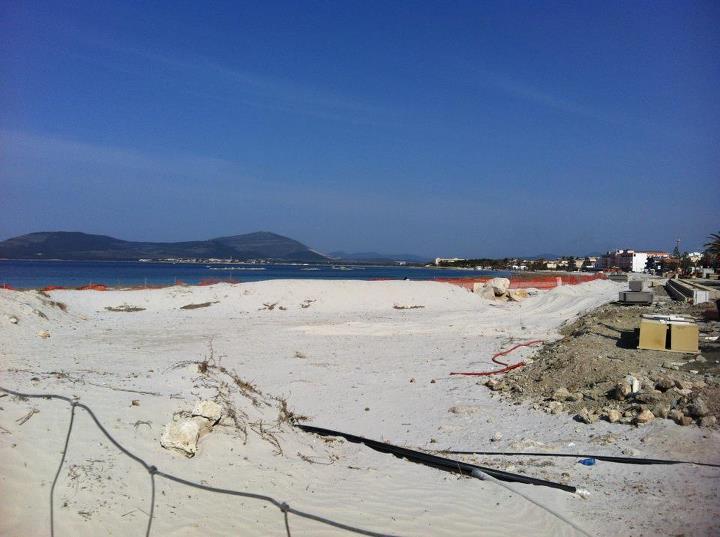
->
[666,278,712,305]
[160,401,224,457]
[473,278,529,302]
[480,300,719,428]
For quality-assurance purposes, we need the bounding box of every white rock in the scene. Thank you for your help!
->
[474,284,497,301]
[576,488,591,499]
[8,316,19,324]
[635,409,655,424]
[160,416,213,457]
[625,375,641,394]
[507,289,530,302]
[192,400,223,422]
[486,278,510,296]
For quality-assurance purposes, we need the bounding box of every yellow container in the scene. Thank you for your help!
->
[669,322,699,353]
[638,319,668,351]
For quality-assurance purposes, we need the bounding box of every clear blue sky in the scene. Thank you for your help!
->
[1,1,718,257]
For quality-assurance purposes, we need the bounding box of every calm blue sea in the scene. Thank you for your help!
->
[0,260,507,289]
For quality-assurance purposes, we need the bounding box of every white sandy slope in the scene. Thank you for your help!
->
[0,280,718,536]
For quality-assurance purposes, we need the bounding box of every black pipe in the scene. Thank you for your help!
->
[297,424,577,493]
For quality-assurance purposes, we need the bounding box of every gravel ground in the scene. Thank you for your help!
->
[484,293,720,428]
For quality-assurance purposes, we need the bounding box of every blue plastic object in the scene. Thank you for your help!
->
[578,458,596,466]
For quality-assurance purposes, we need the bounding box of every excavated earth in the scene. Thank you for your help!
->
[483,298,720,428]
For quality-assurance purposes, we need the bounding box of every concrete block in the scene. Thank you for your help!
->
[619,291,653,304]
[629,280,644,291]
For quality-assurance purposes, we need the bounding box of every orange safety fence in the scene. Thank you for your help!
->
[76,283,109,291]
[3,273,605,292]
[435,273,606,291]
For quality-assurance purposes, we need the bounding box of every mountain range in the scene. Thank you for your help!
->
[0,231,328,262]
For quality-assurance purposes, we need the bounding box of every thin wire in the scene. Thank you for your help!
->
[280,502,292,537]
[1,386,400,537]
[471,469,593,537]
[440,450,720,468]
[156,472,394,537]
[146,470,156,537]
[50,402,75,537]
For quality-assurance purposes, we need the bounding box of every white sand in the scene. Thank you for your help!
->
[1,279,718,536]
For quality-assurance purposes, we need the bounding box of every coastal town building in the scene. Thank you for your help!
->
[596,249,667,273]
[434,257,465,266]
[644,251,671,260]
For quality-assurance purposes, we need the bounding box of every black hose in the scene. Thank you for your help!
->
[439,450,720,468]
[297,424,577,493]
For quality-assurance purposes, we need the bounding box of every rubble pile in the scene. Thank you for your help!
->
[482,301,720,428]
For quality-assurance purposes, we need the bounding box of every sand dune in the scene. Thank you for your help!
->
[1,280,718,536]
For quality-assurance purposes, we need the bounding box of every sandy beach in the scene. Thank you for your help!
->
[1,279,718,536]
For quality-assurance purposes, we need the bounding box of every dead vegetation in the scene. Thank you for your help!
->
[297,451,338,465]
[393,304,425,310]
[180,301,217,310]
[16,408,39,425]
[276,397,310,426]
[36,290,68,311]
[168,339,309,453]
[105,305,146,312]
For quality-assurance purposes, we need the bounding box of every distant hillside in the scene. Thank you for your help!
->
[0,231,329,262]
[328,251,428,263]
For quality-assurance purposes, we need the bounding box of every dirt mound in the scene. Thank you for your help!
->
[483,300,720,427]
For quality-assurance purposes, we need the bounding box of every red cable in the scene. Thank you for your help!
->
[449,339,544,376]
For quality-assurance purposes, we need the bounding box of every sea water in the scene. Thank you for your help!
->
[0,259,507,289]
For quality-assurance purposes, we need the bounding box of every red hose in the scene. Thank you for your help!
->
[449,339,544,376]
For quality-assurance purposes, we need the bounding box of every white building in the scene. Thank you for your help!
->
[434,257,465,266]
[596,249,648,273]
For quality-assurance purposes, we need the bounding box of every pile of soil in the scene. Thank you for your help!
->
[483,299,720,427]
